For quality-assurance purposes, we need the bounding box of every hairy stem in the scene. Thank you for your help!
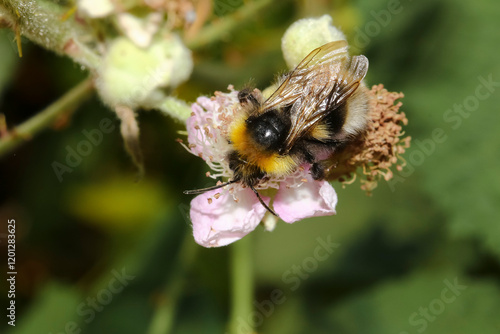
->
[0,0,100,69]
[0,78,94,158]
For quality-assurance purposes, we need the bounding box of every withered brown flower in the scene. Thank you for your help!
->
[326,84,411,193]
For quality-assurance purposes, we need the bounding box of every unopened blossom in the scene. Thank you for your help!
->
[281,15,346,69]
[181,88,338,247]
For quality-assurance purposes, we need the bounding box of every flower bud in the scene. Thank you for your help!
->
[281,15,346,69]
[96,34,193,108]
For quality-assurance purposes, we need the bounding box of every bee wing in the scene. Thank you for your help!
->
[264,40,351,111]
[264,41,369,153]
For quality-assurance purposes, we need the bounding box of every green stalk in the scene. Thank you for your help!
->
[0,78,94,158]
[186,0,274,50]
[147,232,198,334]
[228,235,254,334]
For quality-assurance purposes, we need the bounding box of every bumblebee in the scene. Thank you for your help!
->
[185,40,370,215]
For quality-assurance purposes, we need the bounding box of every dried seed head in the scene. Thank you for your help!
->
[326,84,411,194]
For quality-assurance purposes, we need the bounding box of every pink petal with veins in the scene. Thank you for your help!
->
[274,178,337,223]
[190,188,269,247]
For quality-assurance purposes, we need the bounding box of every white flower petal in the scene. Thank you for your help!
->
[190,188,269,247]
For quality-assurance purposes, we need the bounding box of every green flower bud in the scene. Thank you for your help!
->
[281,15,346,69]
[96,34,193,108]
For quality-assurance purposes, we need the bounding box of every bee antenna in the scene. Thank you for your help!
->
[249,185,279,217]
[183,180,236,195]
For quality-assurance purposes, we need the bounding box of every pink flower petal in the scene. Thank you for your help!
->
[273,178,337,223]
[186,100,213,157]
[190,188,269,247]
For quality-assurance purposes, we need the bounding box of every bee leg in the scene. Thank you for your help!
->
[249,185,278,217]
[295,144,325,180]
[311,162,325,180]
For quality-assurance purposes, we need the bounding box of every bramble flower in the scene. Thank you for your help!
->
[181,84,410,247]
[179,16,410,248]
[180,88,338,247]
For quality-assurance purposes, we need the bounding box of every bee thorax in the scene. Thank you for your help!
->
[246,110,290,151]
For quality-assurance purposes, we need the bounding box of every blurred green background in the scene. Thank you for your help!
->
[1,0,499,333]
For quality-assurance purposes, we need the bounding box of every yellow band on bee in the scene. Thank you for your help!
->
[229,117,297,176]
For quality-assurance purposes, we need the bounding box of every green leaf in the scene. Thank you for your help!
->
[0,29,18,94]
[8,282,83,334]
[322,270,500,334]
[363,0,500,258]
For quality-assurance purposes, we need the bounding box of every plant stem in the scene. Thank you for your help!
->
[0,1,101,69]
[186,0,274,50]
[229,235,254,334]
[147,232,198,334]
[0,77,94,158]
